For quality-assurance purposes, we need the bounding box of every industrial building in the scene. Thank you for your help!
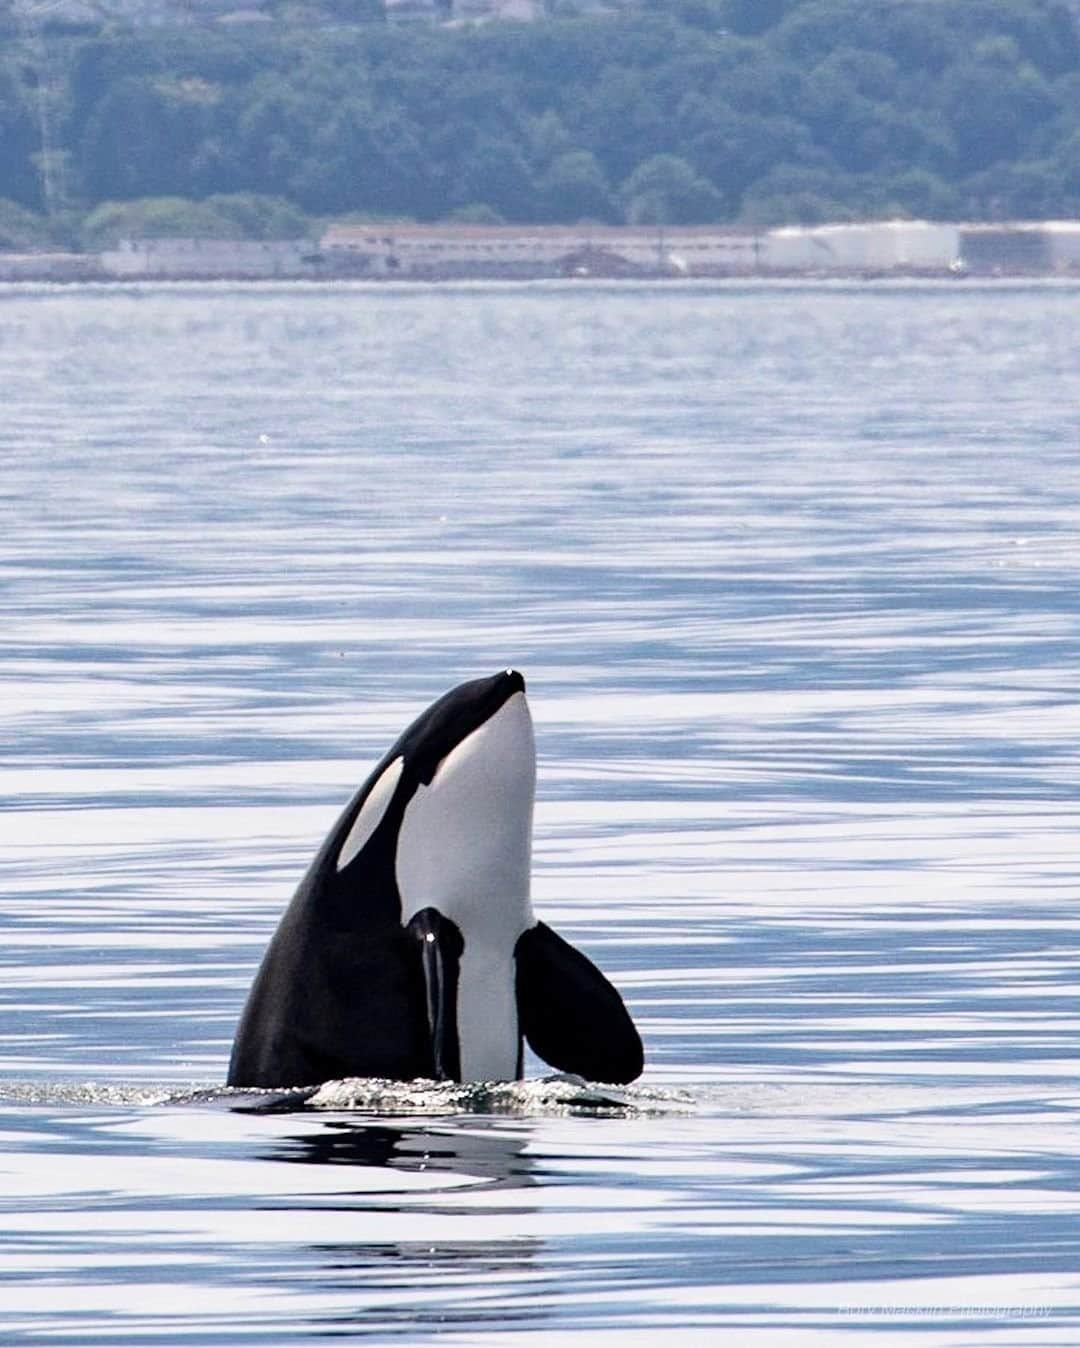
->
[5,220,1080,283]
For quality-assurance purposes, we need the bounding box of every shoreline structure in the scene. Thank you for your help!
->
[3,219,1079,283]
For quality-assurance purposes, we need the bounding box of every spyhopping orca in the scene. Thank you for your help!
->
[227,670,643,1088]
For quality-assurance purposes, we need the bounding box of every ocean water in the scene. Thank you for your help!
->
[2,279,1079,1345]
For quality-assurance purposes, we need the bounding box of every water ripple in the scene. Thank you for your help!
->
[3,282,1080,1344]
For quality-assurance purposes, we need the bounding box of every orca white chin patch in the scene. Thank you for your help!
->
[397,690,536,934]
[398,689,536,1080]
[336,756,404,871]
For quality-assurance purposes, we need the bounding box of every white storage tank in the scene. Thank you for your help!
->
[763,220,959,272]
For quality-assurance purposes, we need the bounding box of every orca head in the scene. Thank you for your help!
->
[335,669,536,937]
[396,669,536,940]
[331,668,536,1082]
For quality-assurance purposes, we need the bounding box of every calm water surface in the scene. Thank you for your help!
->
[2,280,1080,1345]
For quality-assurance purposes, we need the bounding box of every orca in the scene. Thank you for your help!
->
[227,670,643,1089]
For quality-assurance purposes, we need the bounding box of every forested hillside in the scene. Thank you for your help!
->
[3,0,1080,246]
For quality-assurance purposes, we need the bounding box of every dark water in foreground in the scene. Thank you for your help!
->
[2,280,1080,1345]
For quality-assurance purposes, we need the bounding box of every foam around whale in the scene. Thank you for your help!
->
[0,1075,694,1118]
[300,1073,694,1116]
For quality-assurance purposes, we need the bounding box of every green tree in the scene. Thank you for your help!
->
[1053,127,1080,196]
[705,41,806,119]
[723,0,795,36]
[527,110,574,171]
[448,202,504,223]
[962,157,1069,218]
[78,76,219,201]
[964,0,1080,77]
[28,0,1080,234]
[0,62,40,208]
[885,169,961,221]
[683,101,824,210]
[0,195,46,247]
[739,163,857,225]
[942,38,1059,172]
[452,135,537,221]
[312,0,386,20]
[236,85,315,197]
[80,196,236,247]
[621,153,724,224]
[205,193,311,238]
[773,0,957,71]
[537,150,616,222]
[647,0,729,29]
[574,66,672,181]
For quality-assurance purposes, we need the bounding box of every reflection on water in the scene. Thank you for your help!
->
[266,1115,535,1189]
[2,281,1080,1344]
[4,1087,1079,1344]
[265,1117,546,1342]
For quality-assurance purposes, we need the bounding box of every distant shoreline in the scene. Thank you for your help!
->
[7,220,1080,285]
[3,272,1080,290]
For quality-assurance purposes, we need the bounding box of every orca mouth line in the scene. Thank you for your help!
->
[427,684,530,785]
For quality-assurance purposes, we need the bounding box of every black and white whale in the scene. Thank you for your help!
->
[227,670,643,1088]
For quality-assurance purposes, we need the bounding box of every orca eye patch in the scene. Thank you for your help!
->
[337,756,404,870]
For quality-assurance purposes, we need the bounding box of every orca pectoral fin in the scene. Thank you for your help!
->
[515,921,643,1085]
[406,908,463,1082]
